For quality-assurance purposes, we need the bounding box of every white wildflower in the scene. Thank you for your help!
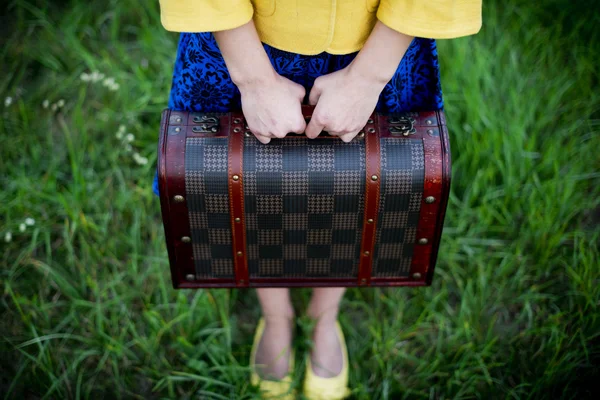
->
[125,133,135,143]
[25,218,35,226]
[4,232,12,243]
[80,72,90,82]
[57,99,65,108]
[102,77,120,91]
[103,77,116,87]
[51,103,58,112]
[4,97,12,107]
[89,71,105,83]
[133,152,148,165]
[42,99,50,109]
[116,125,126,139]
[19,223,26,232]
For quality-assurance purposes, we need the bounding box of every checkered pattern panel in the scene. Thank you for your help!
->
[372,139,424,277]
[245,137,366,278]
[184,134,424,281]
[185,138,234,278]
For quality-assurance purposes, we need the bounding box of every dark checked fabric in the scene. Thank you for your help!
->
[243,137,366,278]
[184,134,425,279]
[372,139,425,277]
[185,137,234,278]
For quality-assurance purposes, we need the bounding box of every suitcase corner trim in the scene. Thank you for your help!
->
[158,109,197,289]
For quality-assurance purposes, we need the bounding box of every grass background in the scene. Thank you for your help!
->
[1,0,599,398]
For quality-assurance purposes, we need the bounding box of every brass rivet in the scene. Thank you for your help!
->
[418,238,428,245]
[367,119,374,124]
[173,195,185,203]
[176,117,182,123]
[363,251,370,256]
[185,274,195,281]
[244,131,252,137]
[368,128,375,133]
[234,217,241,223]
[233,127,241,133]
[175,127,181,132]
[232,175,239,181]
[412,272,422,280]
[361,278,367,284]
[233,118,241,124]
[236,251,243,256]
[181,236,191,243]
[427,129,434,135]
[358,132,365,138]
[426,119,433,125]
[371,175,378,181]
[425,196,435,204]
[367,218,374,224]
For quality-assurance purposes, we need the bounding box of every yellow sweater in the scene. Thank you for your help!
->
[159,0,482,55]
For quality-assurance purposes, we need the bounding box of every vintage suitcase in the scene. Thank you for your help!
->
[157,105,450,288]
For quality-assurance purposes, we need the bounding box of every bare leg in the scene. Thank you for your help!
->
[254,288,295,380]
[306,287,346,378]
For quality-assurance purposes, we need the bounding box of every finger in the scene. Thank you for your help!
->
[305,113,326,139]
[290,116,307,135]
[338,130,360,143]
[308,84,322,106]
[295,84,306,102]
[254,133,271,144]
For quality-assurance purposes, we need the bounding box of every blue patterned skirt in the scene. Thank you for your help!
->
[153,33,443,195]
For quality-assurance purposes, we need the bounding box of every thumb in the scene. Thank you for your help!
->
[305,106,325,139]
[308,84,322,106]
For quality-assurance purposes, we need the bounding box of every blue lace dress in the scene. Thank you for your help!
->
[153,33,443,195]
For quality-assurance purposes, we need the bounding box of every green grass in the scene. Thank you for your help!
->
[1,0,599,398]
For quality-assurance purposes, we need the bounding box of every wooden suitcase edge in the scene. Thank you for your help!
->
[157,109,182,289]
[177,279,429,289]
[425,110,451,286]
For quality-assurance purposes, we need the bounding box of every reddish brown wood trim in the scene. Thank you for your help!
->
[228,117,250,287]
[426,111,451,285]
[409,115,444,284]
[357,117,381,285]
[158,109,180,288]
[159,109,196,288]
[177,276,426,289]
[379,128,440,140]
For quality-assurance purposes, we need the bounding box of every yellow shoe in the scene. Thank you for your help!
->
[303,321,351,400]
[250,318,296,400]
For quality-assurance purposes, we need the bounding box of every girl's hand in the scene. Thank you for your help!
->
[237,72,307,144]
[305,21,415,142]
[305,66,386,142]
[214,20,306,144]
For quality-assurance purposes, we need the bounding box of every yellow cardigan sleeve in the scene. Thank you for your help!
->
[376,0,482,39]
[159,0,254,32]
